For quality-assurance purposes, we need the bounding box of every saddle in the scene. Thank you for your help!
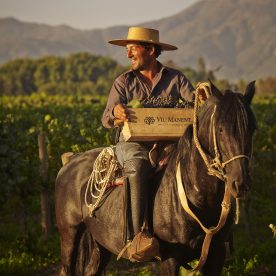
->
[149,142,176,170]
[60,143,175,262]
[61,142,176,181]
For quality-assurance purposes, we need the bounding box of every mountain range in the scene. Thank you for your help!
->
[0,0,275,81]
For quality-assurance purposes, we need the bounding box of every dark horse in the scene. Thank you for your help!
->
[55,81,256,276]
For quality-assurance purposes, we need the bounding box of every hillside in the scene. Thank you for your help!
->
[0,0,275,80]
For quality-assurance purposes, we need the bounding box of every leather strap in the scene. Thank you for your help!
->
[176,162,231,271]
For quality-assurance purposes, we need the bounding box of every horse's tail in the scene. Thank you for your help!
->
[74,226,100,275]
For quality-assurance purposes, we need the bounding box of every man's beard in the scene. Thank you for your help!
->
[131,60,145,71]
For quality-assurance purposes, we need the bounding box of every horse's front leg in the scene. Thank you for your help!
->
[160,245,181,276]
[202,241,226,276]
[160,256,180,276]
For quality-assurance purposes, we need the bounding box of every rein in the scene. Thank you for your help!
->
[176,163,231,271]
[176,83,249,271]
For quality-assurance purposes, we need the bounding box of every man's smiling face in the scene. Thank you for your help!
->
[126,43,152,71]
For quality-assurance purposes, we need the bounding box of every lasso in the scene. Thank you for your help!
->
[85,146,119,216]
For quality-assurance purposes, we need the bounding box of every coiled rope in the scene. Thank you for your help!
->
[85,146,119,216]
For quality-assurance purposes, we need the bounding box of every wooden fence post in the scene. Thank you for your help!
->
[38,131,52,239]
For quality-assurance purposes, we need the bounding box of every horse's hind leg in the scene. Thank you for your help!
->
[93,244,112,276]
[59,224,84,276]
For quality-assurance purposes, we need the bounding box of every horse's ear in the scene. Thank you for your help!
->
[208,79,223,99]
[244,81,255,105]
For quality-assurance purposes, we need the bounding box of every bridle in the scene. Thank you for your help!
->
[193,83,250,181]
[176,82,250,271]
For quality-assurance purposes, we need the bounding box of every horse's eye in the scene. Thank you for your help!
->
[218,128,223,133]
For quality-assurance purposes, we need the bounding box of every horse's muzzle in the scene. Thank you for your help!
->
[229,176,251,198]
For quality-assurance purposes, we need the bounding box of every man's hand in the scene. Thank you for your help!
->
[113,104,129,123]
[196,83,209,103]
[198,88,208,102]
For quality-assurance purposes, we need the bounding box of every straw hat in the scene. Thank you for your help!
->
[108,27,177,51]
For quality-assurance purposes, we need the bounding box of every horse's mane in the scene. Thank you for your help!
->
[215,91,256,150]
[166,90,256,175]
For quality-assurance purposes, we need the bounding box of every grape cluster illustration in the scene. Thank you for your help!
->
[141,96,194,108]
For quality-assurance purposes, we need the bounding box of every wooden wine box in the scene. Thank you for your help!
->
[121,108,194,141]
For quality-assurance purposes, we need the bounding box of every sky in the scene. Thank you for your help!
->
[0,0,199,30]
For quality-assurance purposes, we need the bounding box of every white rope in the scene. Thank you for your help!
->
[235,198,240,224]
[85,147,119,216]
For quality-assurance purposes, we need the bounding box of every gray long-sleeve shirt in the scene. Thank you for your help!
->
[102,62,194,128]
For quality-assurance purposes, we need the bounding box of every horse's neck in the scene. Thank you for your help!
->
[184,143,224,212]
[154,142,224,234]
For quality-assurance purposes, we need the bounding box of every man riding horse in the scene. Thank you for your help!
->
[56,28,256,272]
[102,26,206,261]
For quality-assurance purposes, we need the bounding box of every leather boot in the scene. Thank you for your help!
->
[123,158,159,261]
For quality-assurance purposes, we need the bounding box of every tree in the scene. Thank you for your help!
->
[0,53,124,96]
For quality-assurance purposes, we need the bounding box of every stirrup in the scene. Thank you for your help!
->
[117,231,160,262]
[117,240,132,260]
[129,231,160,262]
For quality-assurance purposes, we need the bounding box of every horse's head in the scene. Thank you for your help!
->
[197,81,256,198]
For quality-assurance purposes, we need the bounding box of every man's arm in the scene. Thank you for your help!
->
[179,73,207,103]
[101,75,128,128]
[179,73,195,102]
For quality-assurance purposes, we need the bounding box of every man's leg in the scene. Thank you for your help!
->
[116,142,159,260]
[123,158,152,235]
